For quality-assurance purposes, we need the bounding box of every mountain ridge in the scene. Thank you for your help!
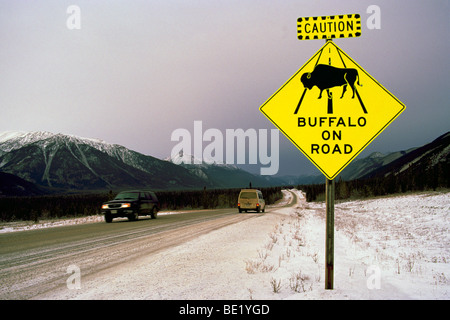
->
[0,131,209,191]
[0,131,280,193]
[276,132,448,186]
[362,131,449,182]
[0,130,448,195]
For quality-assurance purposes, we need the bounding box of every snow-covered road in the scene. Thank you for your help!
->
[35,189,449,300]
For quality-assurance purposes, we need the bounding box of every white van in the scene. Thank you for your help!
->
[238,189,265,213]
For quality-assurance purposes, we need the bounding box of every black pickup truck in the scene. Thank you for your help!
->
[101,190,160,223]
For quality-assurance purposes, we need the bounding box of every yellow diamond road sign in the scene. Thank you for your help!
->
[260,41,406,180]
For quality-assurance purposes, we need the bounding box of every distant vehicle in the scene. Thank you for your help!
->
[238,189,265,213]
[101,190,160,223]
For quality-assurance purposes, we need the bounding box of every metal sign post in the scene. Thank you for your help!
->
[325,39,335,289]
[325,178,335,289]
[324,38,335,290]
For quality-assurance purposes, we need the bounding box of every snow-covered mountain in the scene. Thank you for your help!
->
[276,132,449,186]
[0,131,282,193]
[0,131,151,173]
[165,150,283,188]
[2,130,447,194]
[337,148,417,181]
[165,150,237,169]
[0,131,209,191]
[362,131,450,189]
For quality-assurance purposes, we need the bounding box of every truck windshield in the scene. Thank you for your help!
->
[114,192,139,200]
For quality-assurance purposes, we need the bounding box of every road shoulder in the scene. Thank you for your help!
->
[36,190,297,299]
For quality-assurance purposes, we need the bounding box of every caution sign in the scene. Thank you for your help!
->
[297,14,361,40]
[260,41,405,180]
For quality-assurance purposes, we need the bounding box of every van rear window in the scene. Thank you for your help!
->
[240,192,257,199]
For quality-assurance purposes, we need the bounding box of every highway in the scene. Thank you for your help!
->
[0,206,273,299]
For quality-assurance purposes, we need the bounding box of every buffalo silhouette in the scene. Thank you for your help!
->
[301,64,362,99]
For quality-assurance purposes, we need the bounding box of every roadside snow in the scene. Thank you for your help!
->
[37,189,449,300]
[0,215,104,233]
[0,210,189,233]
[245,190,449,299]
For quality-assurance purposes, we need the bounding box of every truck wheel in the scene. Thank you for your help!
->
[105,214,112,223]
[128,212,138,221]
[150,207,156,219]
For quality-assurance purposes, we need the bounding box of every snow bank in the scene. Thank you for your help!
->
[0,210,187,233]
[244,190,449,299]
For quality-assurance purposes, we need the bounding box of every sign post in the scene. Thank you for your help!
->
[325,178,335,289]
[324,37,335,289]
[259,13,405,290]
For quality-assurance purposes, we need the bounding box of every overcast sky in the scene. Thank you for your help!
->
[1,0,448,176]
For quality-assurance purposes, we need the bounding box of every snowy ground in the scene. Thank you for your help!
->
[0,210,189,233]
[33,189,449,300]
[245,189,450,299]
